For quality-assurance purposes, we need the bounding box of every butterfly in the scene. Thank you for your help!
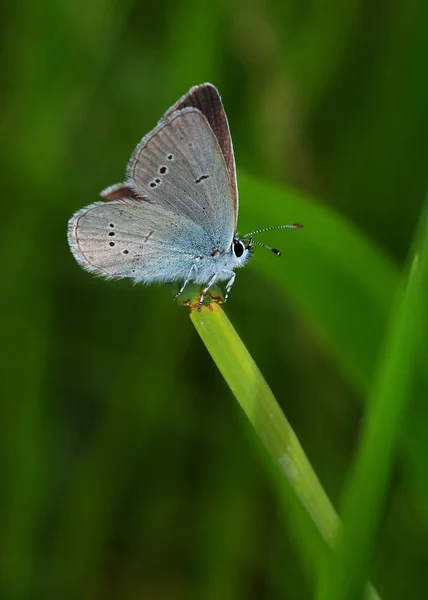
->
[68,83,301,307]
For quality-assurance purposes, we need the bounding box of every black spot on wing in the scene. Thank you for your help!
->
[195,174,210,184]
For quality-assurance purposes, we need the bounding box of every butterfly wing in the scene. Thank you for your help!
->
[100,182,140,201]
[69,85,238,285]
[161,83,238,226]
[102,84,238,215]
[68,197,203,283]
[126,107,236,253]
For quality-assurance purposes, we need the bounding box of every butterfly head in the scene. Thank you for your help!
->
[232,237,253,262]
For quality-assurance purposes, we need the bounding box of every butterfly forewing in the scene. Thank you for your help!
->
[126,107,235,252]
[161,83,238,224]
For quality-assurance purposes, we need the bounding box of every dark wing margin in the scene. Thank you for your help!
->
[162,83,238,218]
[100,183,152,203]
[101,183,138,200]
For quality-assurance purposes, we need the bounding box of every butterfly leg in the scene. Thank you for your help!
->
[198,274,219,308]
[174,263,197,301]
[223,271,236,303]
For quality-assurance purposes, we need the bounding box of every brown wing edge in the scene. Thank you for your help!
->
[100,182,152,203]
[162,83,238,215]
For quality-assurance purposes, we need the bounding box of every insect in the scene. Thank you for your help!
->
[68,83,302,307]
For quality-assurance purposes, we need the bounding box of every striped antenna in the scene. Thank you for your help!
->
[249,239,281,256]
[244,222,303,257]
[242,223,303,238]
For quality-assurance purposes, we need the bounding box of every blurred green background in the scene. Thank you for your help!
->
[2,0,428,598]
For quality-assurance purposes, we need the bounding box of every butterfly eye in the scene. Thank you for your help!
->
[233,239,245,258]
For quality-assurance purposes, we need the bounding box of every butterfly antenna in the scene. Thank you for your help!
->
[242,223,303,238]
[244,223,303,256]
[249,238,282,256]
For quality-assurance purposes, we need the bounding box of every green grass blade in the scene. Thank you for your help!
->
[190,303,380,598]
[316,204,428,600]
[191,303,336,540]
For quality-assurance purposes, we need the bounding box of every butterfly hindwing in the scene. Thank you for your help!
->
[68,198,202,283]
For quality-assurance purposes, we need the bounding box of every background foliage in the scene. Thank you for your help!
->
[2,0,428,598]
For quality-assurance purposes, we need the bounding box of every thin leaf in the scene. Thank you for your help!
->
[190,303,380,599]
[316,203,428,600]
